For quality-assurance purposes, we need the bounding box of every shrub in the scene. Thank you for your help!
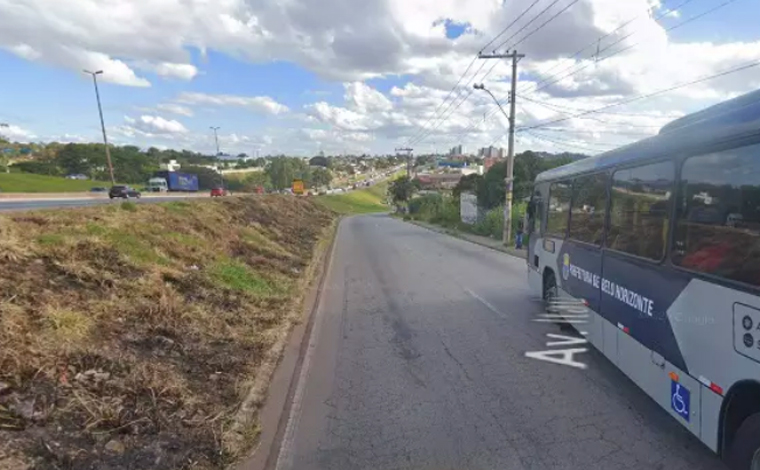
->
[120,201,138,212]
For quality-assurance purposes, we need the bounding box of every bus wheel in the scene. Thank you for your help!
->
[727,413,760,470]
[543,270,558,305]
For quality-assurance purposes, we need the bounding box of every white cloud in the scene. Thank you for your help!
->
[2,0,759,155]
[120,115,188,136]
[135,62,199,80]
[0,124,36,142]
[156,103,195,117]
[177,92,289,115]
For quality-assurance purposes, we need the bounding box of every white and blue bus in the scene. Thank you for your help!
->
[526,89,760,470]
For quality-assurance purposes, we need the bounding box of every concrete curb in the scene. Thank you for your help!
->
[235,217,341,470]
[405,219,526,260]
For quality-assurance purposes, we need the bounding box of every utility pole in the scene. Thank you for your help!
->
[395,147,413,178]
[476,50,524,246]
[210,126,223,188]
[83,70,115,185]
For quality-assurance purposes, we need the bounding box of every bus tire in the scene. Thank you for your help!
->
[543,270,558,304]
[726,412,760,470]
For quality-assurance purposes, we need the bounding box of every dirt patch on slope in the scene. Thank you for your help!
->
[0,196,335,469]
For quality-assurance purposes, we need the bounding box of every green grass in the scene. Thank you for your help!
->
[207,259,275,295]
[107,231,168,266]
[0,173,116,192]
[315,180,390,215]
[36,233,65,246]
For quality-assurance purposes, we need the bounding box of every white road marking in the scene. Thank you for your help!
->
[464,287,506,317]
[525,348,589,369]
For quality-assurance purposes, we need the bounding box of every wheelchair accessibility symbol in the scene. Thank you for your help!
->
[671,380,690,422]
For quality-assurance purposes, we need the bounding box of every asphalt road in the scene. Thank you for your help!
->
[0,195,197,211]
[275,214,727,470]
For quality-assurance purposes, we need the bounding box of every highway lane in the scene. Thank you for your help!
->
[275,214,726,470]
[0,195,201,211]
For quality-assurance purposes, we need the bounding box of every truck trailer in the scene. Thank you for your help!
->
[151,171,199,192]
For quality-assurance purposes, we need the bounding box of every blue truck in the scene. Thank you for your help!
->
[149,171,199,192]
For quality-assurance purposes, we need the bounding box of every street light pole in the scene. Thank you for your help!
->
[84,70,115,185]
[210,126,223,188]
[474,50,524,246]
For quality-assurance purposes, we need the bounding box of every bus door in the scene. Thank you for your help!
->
[554,174,607,351]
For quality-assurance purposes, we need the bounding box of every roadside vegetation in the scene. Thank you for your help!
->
[0,196,336,469]
[405,192,527,240]
[0,173,116,193]
[315,180,390,214]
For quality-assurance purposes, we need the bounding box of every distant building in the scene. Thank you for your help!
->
[160,159,181,172]
[478,146,505,159]
[449,144,463,156]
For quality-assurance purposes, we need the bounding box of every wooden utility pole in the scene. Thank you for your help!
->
[395,147,413,178]
[477,50,524,246]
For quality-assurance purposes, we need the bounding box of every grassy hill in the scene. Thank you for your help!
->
[316,180,390,214]
[0,196,336,469]
[0,173,116,192]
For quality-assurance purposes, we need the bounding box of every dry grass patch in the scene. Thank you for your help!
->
[0,195,336,469]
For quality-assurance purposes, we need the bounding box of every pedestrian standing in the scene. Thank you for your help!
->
[515,218,524,249]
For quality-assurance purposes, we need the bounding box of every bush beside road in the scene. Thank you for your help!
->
[0,196,337,469]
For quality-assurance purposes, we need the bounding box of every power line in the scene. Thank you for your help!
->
[410,0,583,148]
[524,0,740,97]
[404,0,544,146]
[523,129,613,153]
[519,94,678,121]
[491,0,567,52]
[500,0,582,52]
[480,0,544,53]
[403,56,478,146]
[516,59,760,133]
[421,0,582,148]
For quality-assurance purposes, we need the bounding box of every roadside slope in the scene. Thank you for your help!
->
[0,196,335,469]
[315,181,389,214]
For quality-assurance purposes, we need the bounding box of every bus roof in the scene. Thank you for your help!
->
[534,88,760,183]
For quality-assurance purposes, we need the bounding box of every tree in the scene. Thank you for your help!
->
[183,165,223,190]
[311,167,333,188]
[453,173,482,199]
[266,157,311,190]
[309,155,329,167]
[242,171,272,191]
[388,176,416,206]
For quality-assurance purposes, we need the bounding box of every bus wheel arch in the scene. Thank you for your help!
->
[542,268,558,303]
[721,380,760,469]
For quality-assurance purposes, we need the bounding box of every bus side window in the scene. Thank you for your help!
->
[673,144,760,286]
[547,181,571,237]
[607,161,674,260]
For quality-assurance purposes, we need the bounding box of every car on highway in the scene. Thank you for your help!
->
[90,187,107,192]
[108,185,141,199]
[210,187,227,197]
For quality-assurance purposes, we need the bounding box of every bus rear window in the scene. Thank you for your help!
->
[673,145,760,286]
[607,161,673,260]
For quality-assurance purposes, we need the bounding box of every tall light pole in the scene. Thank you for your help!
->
[476,50,524,246]
[209,126,224,188]
[83,70,115,185]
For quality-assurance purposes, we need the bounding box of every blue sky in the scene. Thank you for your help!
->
[1,0,759,156]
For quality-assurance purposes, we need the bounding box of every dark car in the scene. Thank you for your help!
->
[109,185,141,199]
[90,187,108,192]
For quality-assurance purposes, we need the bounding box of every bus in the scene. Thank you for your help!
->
[525,89,760,470]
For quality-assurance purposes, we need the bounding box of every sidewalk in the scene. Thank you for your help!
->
[407,219,527,259]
